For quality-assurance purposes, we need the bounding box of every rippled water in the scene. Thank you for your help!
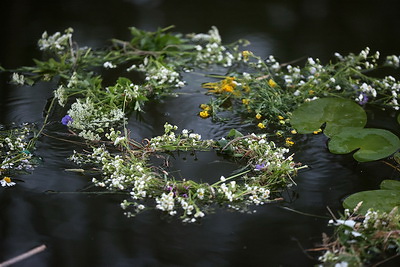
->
[2,1,400,266]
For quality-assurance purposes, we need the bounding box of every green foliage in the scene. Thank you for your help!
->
[319,206,400,266]
[328,128,400,162]
[291,97,400,162]
[200,47,400,135]
[343,180,400,214]
[129,26,184,52]
[290,98,367,137]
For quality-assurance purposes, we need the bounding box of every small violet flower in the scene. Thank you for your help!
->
[254,162,266,171]
[357,92,368,105]
[61,115,73,126]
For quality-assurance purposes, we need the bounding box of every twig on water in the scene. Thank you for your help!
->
[0,244,46,267]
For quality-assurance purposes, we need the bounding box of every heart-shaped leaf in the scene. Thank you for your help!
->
[343,189,400,214]
[328,128,400,162]
[290,98,367,137]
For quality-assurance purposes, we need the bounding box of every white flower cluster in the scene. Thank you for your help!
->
[156,192,176,215]
[265,55,281,71]
[1,125,35,177]
[38,28,73,53]
[194,42,238,67]
[146,65,185,88]
[11,73,25,85]
[128,60,185,88]
[189,26,240,67]
[190,26,222,44]
[67,98,125,140]
[103,61,117,69]
[123,83,144,100]
[76,146,154,200]
[218,176,237,202]
[245,184,271,205]
[54,72,82,107]
[246,134,292,170]
[359,82,377,98]
[105,128,127,146]
[149,123,213,151]
[54,85,67,107]
[385,55,400,68]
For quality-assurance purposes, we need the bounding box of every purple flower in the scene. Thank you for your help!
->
[255,162,266,171]
[357,92,369,105]
[61,115,73,126]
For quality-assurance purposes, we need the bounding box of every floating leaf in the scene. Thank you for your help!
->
[290,98,367,137]
[380,179,400,191]
[328,128,400,162]
[343,189,400,214]
[343,180,400,214]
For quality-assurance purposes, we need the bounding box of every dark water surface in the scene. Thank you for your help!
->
[1,1,400,266]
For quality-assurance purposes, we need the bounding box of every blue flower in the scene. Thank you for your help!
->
[357,92,369,105]
[254,162,266,171]
[61,115,73,126]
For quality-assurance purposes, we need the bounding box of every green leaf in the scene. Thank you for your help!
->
[343,189,400,214]
[227,129,243,138]
[290,98,367,137]
[380,179,400,190]
[328,128,400,162]
[394,152,400,165]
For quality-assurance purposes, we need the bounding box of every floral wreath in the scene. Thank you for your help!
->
[4,26,400,223]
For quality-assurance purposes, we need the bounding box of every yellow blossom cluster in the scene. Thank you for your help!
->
[199,104,211,118]
[202,77,239,95]
[285,137,295,146]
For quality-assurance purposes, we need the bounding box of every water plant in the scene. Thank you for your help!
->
[290,97,400,162]
[317,205,400,266]
[0,124,38,187]
[1,25,400,264]
[200,48,400,137]
[69,123,301,222]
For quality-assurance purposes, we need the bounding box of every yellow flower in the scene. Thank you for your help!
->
[309,90,315,95]
[291,129,297,134]
[313,128,322,134]
[202,77,237,95]
[221,84,234,92]
[255,113,262,119]
[199,110,210,118]
[278,115,284,120]
[257,122,266,129]
[285,137,295,146]
[268,79,277,88]
[242,50,253,61]
[242,99,250,105]
[200,104,211,110]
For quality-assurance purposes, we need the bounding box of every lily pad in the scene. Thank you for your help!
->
[343,180,400,214]
[328,128,400,162]
[290,98,367,137]
[380,179,400,190]
[343,189,400,214]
